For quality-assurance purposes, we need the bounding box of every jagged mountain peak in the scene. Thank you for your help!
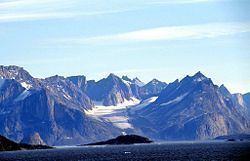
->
[179,72,213,88]
[86,73,134,106]
[155,72,215,106]
[194,71,205,77]
[67,75,87,90]
[148,78,165,85]
[67,75,86,84]
[133,77,140,80]
[132,77,144,87]
[173,79,179,83]
[0,65,33,80]
[219,84,231,98]
[139,78,167,99]
[0,65,23,70]
[104,73,124,84]
[107,73,118,79]
[182,71,207,82]
[220,84,226,88]
[122,75,132,82]
[0,65,39,90]
[122,75,144,87]
[45,75,65,80]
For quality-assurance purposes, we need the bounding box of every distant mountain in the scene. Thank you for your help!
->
[122,76,145,87]
[131,72,250,140]
[0,65,249,145]
[86,73,135,106]
[139,79,167,99]
[121,76,144,99]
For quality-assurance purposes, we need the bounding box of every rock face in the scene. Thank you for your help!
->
[85,135,152,145]
[131,72,250,140]
[86,74,135,106]
[21,132,46,145]
[67,75,87,92]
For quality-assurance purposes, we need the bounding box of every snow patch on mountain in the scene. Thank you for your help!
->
[130,96,158,114]
[14,90,31,102]
[194,77,206,82]
[121,79,131,87]
[21,82,32,90]
[160,93,189,106]
[85,97,140,129]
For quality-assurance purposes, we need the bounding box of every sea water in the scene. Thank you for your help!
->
[0,141,249,161]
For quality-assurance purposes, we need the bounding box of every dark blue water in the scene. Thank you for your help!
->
[0,142,249,161]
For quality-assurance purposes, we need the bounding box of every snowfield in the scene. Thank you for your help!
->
[160,93,188,106]
[85,97,140,129]
[85,97,157,130]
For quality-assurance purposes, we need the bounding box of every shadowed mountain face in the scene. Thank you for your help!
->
[131,72,250,140]
[0,65,249,145]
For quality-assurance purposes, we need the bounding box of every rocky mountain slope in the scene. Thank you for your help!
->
[130,72,250,140]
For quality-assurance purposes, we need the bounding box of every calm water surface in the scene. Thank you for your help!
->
[0,141,249,161]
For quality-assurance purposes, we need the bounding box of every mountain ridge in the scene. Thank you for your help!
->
[0,65,249,145]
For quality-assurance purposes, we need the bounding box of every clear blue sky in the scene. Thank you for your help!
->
[1,0,250,93]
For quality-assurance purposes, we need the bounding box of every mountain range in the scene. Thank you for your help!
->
[0,65,249,145]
